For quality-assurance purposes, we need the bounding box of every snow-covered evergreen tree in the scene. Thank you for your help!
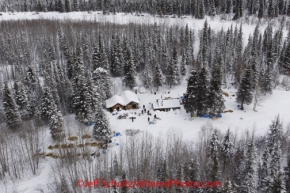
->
[92,44,101,71]
[13,81,31,120]
[196,67,210,115]
[180,51,186,76]
[49,108,64,141]
[74,77,93,124]
[93,107,111,142]
[241,138,258,193]
[23,65,41,117]
[166,45,180,88]
[259,147,271,192]
[284,157,290,192]
[3,83,22,129]
[221,129,234,173]
[260,67,272,95]
[236,68,253,109]
[123,47,136,89]
[183,70,199,117]
[207,129,221,190]
[92,67,111,104]
[208,65,225,113]
[153,63,162,91]
[87,78,99,113]
[283,42,290,73]
[41,86,57,123]
[142,66,152,89]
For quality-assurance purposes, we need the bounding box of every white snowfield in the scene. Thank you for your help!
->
[108,82,290,142]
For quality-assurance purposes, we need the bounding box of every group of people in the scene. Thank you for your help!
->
[140,104,156,123]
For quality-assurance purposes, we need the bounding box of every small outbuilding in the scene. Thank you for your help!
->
[152,99,181,111]
[105,90,140,112]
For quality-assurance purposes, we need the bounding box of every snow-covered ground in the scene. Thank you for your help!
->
[0,11,290,193]
[2,77,289,193]
[108,78,290,143]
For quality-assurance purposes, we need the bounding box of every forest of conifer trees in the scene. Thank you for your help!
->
[0,2,290,192]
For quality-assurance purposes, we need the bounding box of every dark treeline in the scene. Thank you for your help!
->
[2,0,290,19]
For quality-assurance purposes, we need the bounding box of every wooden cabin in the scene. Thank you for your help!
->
[105,91,140,112]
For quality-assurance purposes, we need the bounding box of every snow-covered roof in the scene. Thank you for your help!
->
[105,95,124,108]
[153,99,181,110]
[105,90,140,108]
[121,90,140,105]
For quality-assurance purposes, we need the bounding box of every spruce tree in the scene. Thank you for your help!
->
[142,66,152,89]
[183,70,199,117]
[283,42,290,73]
[13,81,31,120]
[271,172,286,193]
[260,67,272,95]
[209,0,216,16]
[208,65,225,113]
[41,86,57,123]
[49,108,64,141]
[23,65,41,117]
[241,138,258,193]
[93,67,111,103]
[284,157,290,192]
[180,51,186,76]
[221,129,234,172]
[92,44,100,71]
[268,0,275,17]
[87,78,99,113]
[123,47,136,89]
[74,77,93,124]
[267,116,283,190]
[236,68,253,110]
[3,83,22,129]
[259,147,271,192]
[65,0,70,12]
[208,129,221,185]
[154,63,163,91]
[258,0,264,18]
[196,67,210,115]
[93,108,111,142]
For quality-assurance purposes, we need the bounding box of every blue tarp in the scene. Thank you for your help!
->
[198,114,216,119]
[102,150,106,154]
[86,122,95,126]
[216,114,222,118]
[116,143,120,146]
[114,132,121,137]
